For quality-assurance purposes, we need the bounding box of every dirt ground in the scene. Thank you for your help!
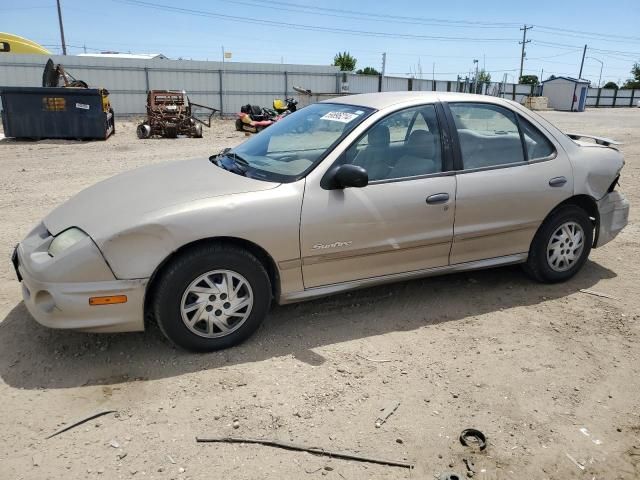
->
[0,109,639,480]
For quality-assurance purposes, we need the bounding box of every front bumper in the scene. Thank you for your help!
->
[595,191,630,248]
[14,224,147,333]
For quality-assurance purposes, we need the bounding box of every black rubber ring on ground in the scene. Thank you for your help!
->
[459,428,487,451]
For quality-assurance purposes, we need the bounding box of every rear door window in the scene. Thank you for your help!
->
[449,103,525,170]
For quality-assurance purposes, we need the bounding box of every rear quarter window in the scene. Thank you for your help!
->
[518,116,556,160]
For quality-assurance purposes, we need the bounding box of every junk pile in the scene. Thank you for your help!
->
[0,59,115,140]
[235,97,298,133]
[136,90,218,139]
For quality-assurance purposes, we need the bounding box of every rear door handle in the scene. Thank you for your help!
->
[426,193,450,204]
[549,176,567,187]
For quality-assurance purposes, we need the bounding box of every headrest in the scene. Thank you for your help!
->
[407,130,435,158]
[368,125,390,147]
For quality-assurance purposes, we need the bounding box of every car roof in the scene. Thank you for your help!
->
[322,91,515,110]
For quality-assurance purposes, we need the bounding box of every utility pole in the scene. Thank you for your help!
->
[571,44,588,111]
[380,52,386,92]
[519,25,532,82]
[473,59,479,93]
[578,44,587,79]
[56,0,67,55]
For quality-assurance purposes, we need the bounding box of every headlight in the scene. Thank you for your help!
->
[48,228,88,257]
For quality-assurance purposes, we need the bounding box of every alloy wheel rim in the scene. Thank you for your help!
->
[180,269,253,338]
[546,221,585,272]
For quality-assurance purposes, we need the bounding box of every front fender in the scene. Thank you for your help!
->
[98,183,306,296]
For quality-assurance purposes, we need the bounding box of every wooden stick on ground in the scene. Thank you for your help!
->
[196,436,414,469]
[46,410,117,439]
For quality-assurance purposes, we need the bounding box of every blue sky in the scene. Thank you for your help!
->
[2,0,639,85]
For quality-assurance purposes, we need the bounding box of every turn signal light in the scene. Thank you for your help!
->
[89,295,128,306]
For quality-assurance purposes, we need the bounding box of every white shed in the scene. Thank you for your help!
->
[541,76,590,112]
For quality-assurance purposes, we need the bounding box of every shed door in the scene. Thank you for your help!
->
[578,87,587,111]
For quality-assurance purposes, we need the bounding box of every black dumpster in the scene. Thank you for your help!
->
[0,86,115,140]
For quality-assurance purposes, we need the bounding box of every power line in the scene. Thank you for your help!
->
[213,0,520,28]
[533,28,640,45]
[114,0,519,43]
[533,25,640,43]
[204,0,520,29]
[532,40,640,57]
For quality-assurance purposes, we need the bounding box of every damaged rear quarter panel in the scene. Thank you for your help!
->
[568,143,624,200]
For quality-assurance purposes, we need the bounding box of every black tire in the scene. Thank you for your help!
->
[235,119,244,131]
[524,205,593,283]
[165,126,178,138]
[136,123,151,139]
[152,244,272,352]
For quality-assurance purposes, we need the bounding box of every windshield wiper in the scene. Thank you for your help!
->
[209,150,249,176]
[225,151,250,170]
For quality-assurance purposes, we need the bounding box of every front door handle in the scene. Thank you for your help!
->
[426,193,450,204]
[549,176,567,187]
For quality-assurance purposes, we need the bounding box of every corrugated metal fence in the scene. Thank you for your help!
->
[0,54,339,116]
[585,87,639,107]
[2,55,637,115]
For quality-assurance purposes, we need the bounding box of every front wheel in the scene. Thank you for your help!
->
[152,244,272,351]
[524,205,593,283]
[136,123,151,139]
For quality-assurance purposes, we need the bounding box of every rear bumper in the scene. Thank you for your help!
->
[595,191,629,248]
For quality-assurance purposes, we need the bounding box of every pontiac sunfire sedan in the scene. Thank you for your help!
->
[12,92,629,351]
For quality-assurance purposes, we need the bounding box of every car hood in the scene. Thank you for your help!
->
[44,157,279,237]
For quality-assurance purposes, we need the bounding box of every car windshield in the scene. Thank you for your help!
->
[226,103,374,182]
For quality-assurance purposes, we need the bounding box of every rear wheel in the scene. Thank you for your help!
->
[153,244,272,352]
[524,205,593,283]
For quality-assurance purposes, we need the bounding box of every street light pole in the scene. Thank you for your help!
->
[587,57,603,88]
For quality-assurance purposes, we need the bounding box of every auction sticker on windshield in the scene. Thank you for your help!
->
[321,111,360,123]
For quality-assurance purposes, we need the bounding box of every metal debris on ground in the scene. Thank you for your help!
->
[565,452,586,470]
[356,354,393,363]
[459,429,487,451]
[46,410,117,439]
[579,289,618,300]
[195,436,414,469]
[375,401,400,428]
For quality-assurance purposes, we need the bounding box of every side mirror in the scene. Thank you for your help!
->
[325,164,368,189]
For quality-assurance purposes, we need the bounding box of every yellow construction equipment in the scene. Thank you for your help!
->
[0,33,51,55]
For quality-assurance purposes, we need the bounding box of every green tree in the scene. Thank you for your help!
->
[333,51,357,72]
[471,69,491,93]
[519,75,539,86]
[602,81,618,90]
[356,66,380,75]
[622,63,640,89]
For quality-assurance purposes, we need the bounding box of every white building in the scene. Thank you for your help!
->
[541,76,590,112]
[76,53,168,60]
